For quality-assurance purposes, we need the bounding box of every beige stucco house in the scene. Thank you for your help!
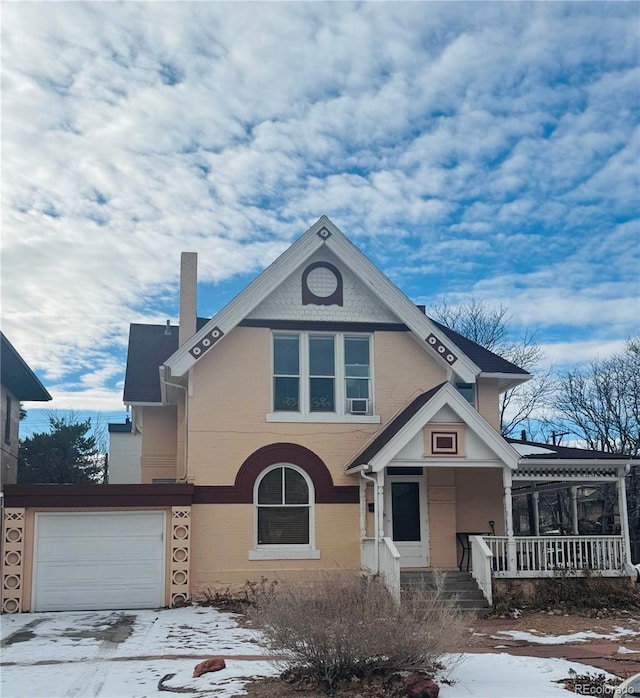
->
[2,217,636,614]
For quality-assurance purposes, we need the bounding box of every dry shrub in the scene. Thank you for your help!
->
[249,571,465,691]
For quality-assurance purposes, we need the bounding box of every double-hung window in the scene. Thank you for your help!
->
[309,336,335,411]
[271,332,374,420]
[273,335,300,411]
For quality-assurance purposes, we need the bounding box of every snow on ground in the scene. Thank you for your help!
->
[438,653,617,697]
[491,627,640,645]
[0,606,625,698]
[1,606,265,663]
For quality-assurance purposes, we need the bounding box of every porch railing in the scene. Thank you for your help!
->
[469,535,493,605]
[361,537,401,601]
[484,535,625,577]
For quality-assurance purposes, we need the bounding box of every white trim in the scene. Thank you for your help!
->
[252,463,318,557]
[164,216,482,382]
[390,458,505,468]
[515,459,631,469]
[248,548,320,560]
[361,383,520,473]
[125,401,164,407]
[270,330,376,420]
[267,413,381,423]
[384,473,429,568]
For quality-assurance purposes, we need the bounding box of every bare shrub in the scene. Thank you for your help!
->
[249,571,465,691]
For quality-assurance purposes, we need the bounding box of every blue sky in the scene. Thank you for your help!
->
[1,2,638,437]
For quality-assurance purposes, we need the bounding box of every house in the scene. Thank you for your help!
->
[107,419,142,484]
[0,332,51,489]
[1,216,637,614]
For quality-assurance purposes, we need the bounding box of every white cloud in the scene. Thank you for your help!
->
[1,2,638,406]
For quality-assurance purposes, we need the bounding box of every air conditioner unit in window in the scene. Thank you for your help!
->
[348,398,370,415]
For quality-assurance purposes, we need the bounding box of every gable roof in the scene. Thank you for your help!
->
[345,381,520,472]
[432,320,529,377]
[164,216,529,385]
[123,318,209,404]
[0,333,51,402]
[346,383,447,470]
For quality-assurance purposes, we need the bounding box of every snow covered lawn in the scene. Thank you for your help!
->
[0,606,624,697]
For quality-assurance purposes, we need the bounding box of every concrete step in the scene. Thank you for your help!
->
[400,571,490,614]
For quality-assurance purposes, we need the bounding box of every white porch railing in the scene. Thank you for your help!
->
[485,535,625,577]
[361,536,401,601]
[469,535,493,605]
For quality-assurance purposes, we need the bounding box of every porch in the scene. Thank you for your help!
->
[358,453,634,607]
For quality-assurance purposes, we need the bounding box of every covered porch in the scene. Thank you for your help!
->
[346,384,636,605]
[357,452,634,605]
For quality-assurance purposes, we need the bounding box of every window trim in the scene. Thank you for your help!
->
[269,331,377,422]
[249,463,320,560]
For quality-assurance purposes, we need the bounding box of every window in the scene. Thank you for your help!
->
[309,336,335,411]
[273,335,300,411]
[271,333,374,420]
[456,382,475,405]
[250,464,320,560]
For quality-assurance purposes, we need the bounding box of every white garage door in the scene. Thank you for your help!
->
[33,512,165,612]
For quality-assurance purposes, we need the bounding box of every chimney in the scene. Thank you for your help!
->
[179,252,198,346]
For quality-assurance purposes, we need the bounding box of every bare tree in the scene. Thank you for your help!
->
[430,299,554,437]
[431,298,509,352]
[553,338,639,456]
[551,339,640,558]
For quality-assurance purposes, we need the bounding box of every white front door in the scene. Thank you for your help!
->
[385,475,429,568]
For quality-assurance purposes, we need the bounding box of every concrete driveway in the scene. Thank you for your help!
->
[0,606,276,697]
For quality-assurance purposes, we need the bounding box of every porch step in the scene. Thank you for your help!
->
[400,571,491,615]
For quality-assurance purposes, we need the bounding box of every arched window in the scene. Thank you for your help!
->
[250,464,319,559]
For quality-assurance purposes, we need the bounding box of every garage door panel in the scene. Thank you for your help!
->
[34,512,166,612]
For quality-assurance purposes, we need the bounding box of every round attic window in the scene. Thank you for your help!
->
[306,266,339,298]
[301,261,343,306]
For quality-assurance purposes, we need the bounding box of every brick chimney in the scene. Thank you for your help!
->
[179,252,197,347]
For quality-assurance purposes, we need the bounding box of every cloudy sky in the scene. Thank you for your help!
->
[2,1,638,433]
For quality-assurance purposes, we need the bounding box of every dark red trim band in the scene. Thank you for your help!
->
[2,483,195,508]
[191,443,359,504]
[239,319,409,332]
[2,446,360,507]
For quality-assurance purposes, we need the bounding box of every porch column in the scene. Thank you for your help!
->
[503,467,517,572]
[532,489,540,536]
[570,487,579,535]
[376,470,385,544]
[616,467,632,567]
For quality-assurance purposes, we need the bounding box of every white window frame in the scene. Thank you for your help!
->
[249,463,320,560]
[268,331,380,423]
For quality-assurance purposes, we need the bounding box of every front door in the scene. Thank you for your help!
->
[385,475,429,568]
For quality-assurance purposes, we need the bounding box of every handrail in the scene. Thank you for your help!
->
[379,537,401,602]
[469,535,493,605]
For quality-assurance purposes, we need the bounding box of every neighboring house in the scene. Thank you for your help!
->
[2,217,637,614]
[107,419,142,484]
[0,333,51,489]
